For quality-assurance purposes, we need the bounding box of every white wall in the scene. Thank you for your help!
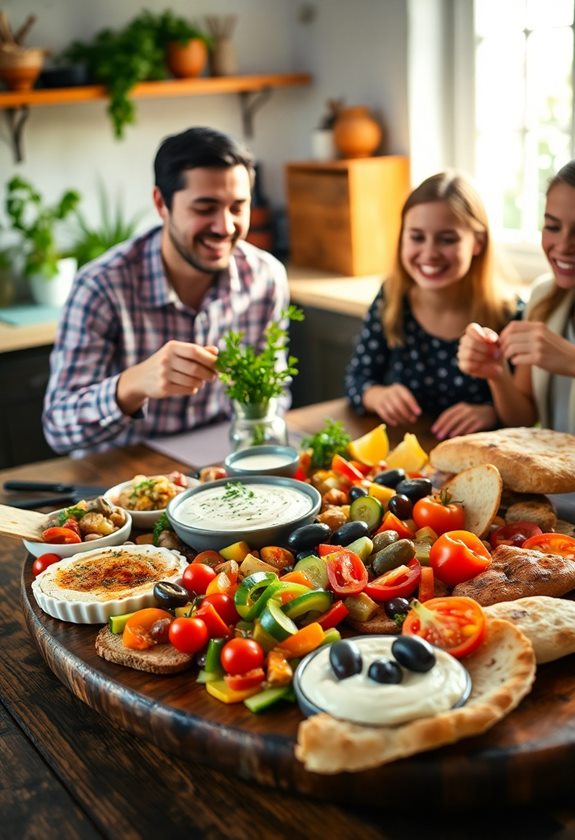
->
[0,0,410,237]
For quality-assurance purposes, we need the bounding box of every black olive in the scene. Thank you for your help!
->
[383,596,411,620]
[329,639,363,680]
[392,635,436,673]
[368,659,403,684]
[373,468,406,488]
[287,522,332,552]
[394,478,433,502]
[153,580,189,609]
[387,493,413,519]
[349,485,368,501]
[331,520,369,546]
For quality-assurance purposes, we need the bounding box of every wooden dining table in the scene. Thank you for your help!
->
[2,399,575,839]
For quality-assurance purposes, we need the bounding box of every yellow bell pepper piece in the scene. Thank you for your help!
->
[205,680,262,704]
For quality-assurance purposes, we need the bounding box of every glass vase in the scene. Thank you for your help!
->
[229,399,288,451]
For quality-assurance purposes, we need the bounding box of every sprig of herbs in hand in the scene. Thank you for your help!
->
[302,419,352,469]
[216,306,304,405]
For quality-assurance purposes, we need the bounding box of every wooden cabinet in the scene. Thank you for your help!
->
[285,156,410,276]
[0,346,56,468]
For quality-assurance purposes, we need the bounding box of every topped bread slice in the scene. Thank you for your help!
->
[443,464,502,537]
[429,427,575,494]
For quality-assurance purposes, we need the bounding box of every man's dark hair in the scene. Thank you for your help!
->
[154,126,255,209]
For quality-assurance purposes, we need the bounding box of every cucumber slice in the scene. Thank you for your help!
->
[259,599,298,641]
[349,495,383,531]
[243,684,292,713]
[108,611,135,634]
[293,554,329,588]
[283,589,333,620]
[234,571,280,620]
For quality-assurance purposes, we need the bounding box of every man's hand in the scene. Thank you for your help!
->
[363,383,422,425]
[117,341,219,415]
[431,402,498,440]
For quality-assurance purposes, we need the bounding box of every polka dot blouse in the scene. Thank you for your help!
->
[344,286,524,417]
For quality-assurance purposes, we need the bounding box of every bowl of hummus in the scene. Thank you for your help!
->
[167,475,322,551]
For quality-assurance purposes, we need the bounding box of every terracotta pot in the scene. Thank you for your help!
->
[333,106,382,159]
[166,39,208,79]
[0,46,45,91]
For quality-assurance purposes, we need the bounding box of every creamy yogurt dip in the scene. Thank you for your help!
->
[175,481,313,531]
[297,636,470,726]
[231,453,292,471]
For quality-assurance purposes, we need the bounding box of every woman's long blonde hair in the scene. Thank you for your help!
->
[529,159,575,323]
[383,171,514,346]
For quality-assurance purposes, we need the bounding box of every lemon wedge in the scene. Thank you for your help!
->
[347,424,389,466]
[385,433,429,472]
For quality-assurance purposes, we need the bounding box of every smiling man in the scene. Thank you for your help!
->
[43,127,289,456]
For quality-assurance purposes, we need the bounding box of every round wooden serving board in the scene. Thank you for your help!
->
[21,559,575,810]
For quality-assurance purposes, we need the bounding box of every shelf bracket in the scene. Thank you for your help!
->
[238,87,273,139]
[3,106,30,163]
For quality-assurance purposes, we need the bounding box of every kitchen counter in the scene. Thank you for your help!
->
[0,267,379,354]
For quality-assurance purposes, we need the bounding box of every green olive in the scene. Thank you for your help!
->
[371,530,400,552]
[370,539,416,576]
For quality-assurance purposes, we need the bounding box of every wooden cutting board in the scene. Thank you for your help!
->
[21,557,575,810]
[0,504,45,541]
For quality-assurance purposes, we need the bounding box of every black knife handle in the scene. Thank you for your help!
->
[6,495,75,510]
[3,481,73,493]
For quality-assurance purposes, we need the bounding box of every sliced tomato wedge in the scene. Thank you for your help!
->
[324,548,368,595]
[490,520,543,548]
[429,530,491,587]
[375,511,415,540]
[224,667,266,691]
[402,596,486,659]
[521,532,575,558]
[364,558,421,601]
[41,526,82,544]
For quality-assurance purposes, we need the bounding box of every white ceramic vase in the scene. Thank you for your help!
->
[30,256,77,307]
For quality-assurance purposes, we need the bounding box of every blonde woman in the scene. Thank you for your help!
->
[458,160,575,433]
[345,172,522,439]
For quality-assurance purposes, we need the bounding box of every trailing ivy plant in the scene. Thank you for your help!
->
[62,10,212,139]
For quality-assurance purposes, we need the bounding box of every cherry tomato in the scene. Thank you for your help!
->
[220,637,264,676]
[182,562,217,595]
[168,616,209,655]
[324,548,369,595]
[41,526,82,544]
[123,608,173,650]
[32,553,61,577]
[201,592,240,625]
[192,549,225,569]
[402,596,487,659]
[429,530,491,587]
[521,532,575,558]
[364,558,421,601]
[375,512,415,540]
[224,667,266,691]
[490,520,543,548]
[412,494,465,535]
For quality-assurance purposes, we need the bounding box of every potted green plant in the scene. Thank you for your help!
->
[4,175,80,306]
[61,10,211,139]
[215,306,304,449]
[70,181,146,267]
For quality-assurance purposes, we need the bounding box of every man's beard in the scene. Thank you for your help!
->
[168,220,233,275]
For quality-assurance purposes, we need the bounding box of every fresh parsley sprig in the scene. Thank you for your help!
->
[302,419,352,470]
[215,306,304,405]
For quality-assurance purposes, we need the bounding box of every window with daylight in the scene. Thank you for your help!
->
[472,0,574,246]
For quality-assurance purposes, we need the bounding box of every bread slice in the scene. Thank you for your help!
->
[295,618,535,773]
[443,464,502,537]
[430,427,575,494]
[95,626,193,674]
[485,596,575,663]
[505,498,558,531]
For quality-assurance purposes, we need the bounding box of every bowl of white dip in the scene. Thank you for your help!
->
[167,475,321,551]
[224,444,300,478]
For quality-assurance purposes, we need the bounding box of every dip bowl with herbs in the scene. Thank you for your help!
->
[167,476,321,551]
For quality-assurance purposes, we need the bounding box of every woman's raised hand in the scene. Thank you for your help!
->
[457,322,504,380]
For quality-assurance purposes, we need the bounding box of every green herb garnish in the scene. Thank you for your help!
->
[301,419,352,469]
[222,481,255,502]
[58,505,87,525]
[215,306,304,405]
[152,511,171,546]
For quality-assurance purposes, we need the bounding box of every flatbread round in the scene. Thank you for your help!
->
[485,596,575,663]
[295,618,535,774]
[429,427,575,494]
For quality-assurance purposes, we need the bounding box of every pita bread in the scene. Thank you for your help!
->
[295,618,535,773]
[485,596,575,663]
[444,464,502,537]
[429,427,575,494]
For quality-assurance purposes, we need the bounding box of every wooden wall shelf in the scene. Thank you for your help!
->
[0,72,312,161]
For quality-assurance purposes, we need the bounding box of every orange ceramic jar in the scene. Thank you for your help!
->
[333,106,382,159]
